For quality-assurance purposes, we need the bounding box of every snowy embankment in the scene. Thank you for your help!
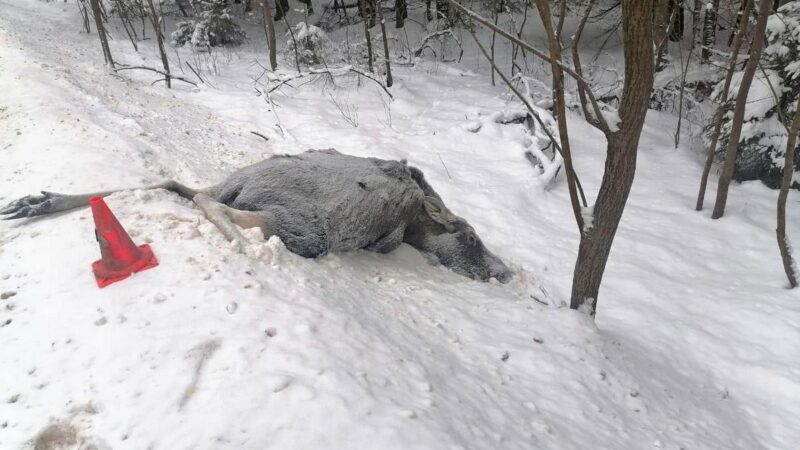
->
[0,1,799,449]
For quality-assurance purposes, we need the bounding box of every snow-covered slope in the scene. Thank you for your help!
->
[0,1,798,449]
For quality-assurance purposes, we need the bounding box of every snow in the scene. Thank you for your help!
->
[722,69,785,122]
[1,1,800,450]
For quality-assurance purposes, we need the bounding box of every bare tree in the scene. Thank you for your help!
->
[712,0,773,219]
[375,0,393,87]
[668,0,684,41]
[395,0,407,28]
[777,96,800,288]
[146,0,170,88]
[89,0,114,67]
[692,0,702,47]
[556,0,567,45]
[701,0,720,62]
[570,0,655,314]
[446,0,654,315]
[535,0,585,231]
[569,0,599,127]
[78,0,91,34]
[696,0,752,211]
[360,0,374,72]
[262,0,278,70]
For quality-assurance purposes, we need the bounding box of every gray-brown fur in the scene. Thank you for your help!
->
[2,149,512,283]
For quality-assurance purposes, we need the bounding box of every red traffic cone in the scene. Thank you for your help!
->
[90,197,158,288]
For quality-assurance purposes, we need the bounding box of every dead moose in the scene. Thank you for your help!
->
[2,149,512,283]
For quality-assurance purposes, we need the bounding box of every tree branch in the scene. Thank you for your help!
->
[445,0,611,134]
[115,65,198,86]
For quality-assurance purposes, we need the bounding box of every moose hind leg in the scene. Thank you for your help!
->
[1,191,103,220]
[193,193,274,248]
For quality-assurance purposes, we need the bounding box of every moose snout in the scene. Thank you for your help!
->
[492,268,513,283]
[487,257,513,283]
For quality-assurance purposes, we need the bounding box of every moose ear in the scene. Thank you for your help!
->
[423,196,458,232]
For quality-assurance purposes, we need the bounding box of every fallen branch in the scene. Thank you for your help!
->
[115,65,198,86]
[412,29,462,60]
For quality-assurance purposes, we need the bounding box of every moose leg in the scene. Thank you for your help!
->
[365,225,405,254]
[192,193,274,248]
[1,180,204,221]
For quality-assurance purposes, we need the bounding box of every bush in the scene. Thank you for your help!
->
[284,23,334,67]
[171,0,246,49]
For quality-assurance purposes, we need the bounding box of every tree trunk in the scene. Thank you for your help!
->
[491,0,498,86]
[570,0,654,314]
[692,0,702,47]
[711,0,773,219]
[696,0,752,211]
[146,0,170,88]
[776,96,800,288]
[669,0,684,42]
[395,0,406,28]
[571,0,598,125]
[556,0,567,45]
[262,0,277,70]
[360,0,374,72]
[375,0,393,86]
[728,0,745,46]
[701,0,720,61]
[89,0,114,67]
[655,2,678,72]
[535,0,584,232]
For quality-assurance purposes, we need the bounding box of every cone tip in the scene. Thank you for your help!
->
[89,196,104,206]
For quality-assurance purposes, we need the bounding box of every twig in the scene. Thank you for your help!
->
[267,65,393,98]
[255,87,294,141]
[250,131,270,142]
[437,153,452,180]
[185,61,206,84]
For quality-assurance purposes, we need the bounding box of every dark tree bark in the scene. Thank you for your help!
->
[360,0,374,71]
[375,0,393,86]
[146,0,170,88]
[262,0,278,70]
[570,0,655,314]
[712,0,773,219]
[701,0,720,61]
[395,0,407,28]
[669,0,684,41]
[696,0,752,211]
[89,0,114,67]
[491,0,498,86]
[776,98,800,288]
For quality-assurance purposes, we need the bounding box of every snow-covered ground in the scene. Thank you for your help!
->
[1,1,799,449]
